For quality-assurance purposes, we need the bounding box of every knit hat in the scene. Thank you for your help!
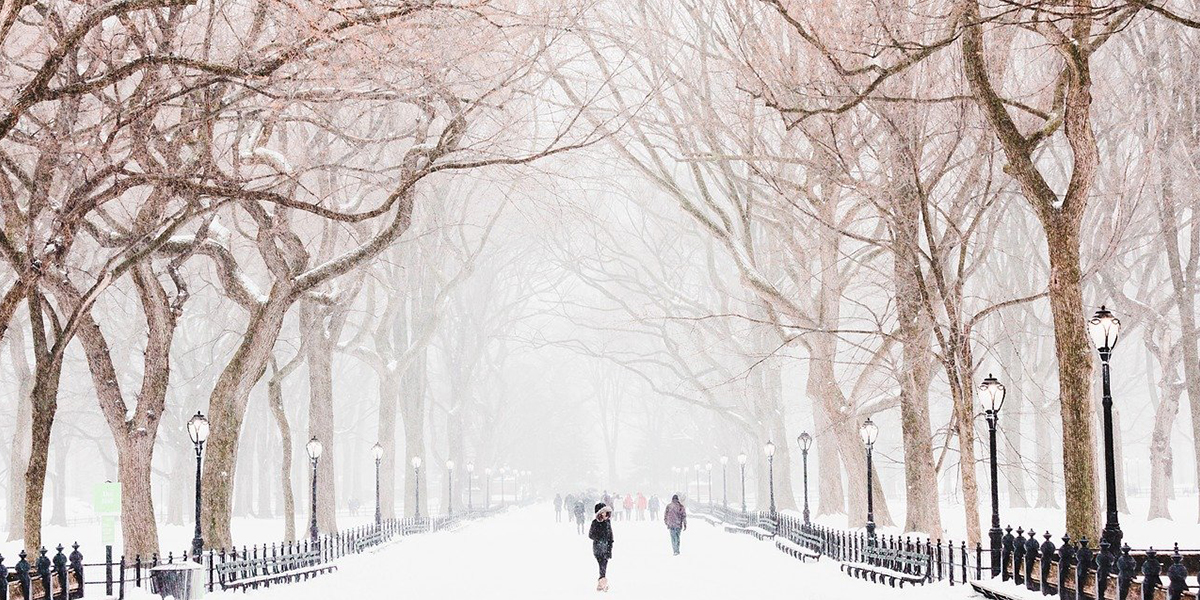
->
[594,503,612,518]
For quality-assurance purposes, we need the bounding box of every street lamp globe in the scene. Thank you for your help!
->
[980,374,1006,413]
[693,463,700,472]
[706,463,712,472]
[306,437,323,460]
[466,462,474,473]
[187,412,210,446]
[411,456,422,469]
[447,460,455,471]
[720,455,728,465]
[764,440,776,457]
[859,418,879,447]
[1088,306,1120,352]
[737,452,747,465]
[371,443,384,461]
[798,432,812,451]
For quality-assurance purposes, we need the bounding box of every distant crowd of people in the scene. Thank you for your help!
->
[554,491,663,530]
[551,489,688,592]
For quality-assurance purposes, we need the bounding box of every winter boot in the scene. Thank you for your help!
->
[599,577,609,592]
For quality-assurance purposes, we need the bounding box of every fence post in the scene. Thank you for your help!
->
[1167,544,1187,600]
[1014,528,1026,586]
[1138,547,1160,600]
[1096,539,1113,600]
[119,555,127,599]
[105,546,113,597]
[1024,530,1039,591]
[949,540,956,586]
[208,550,216,592]
[1057,535,1074,600]
[1075,538,1093,600]
[69,544,83,591]
[961,540,968,584]
[0,552,8,600]
[54,545,67,600]
[1003,526,1015,582]
[1040,532,1056,595]
[1115,543,1136,600]
[936,540,944,582]
[976,542,983,580]
[15,551,30,600]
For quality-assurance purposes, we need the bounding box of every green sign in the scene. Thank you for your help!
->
[100,516,117,544]
[92,482,121,514]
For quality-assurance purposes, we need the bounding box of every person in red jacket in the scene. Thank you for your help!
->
[663,494,687,555]
[636,492,648,520]
[622,493,634,521]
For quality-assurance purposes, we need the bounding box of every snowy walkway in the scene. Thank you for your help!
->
[128,505,978,600]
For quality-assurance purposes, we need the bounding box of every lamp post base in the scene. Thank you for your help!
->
[1102,522,1123,553]
[989,526,1003,577]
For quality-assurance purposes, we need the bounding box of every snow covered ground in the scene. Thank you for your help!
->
[120,504,978,600]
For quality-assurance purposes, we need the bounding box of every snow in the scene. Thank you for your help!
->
[117,504,975,600]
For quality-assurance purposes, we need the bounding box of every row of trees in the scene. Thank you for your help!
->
[549,0,1200,544]
[0,0,596,556]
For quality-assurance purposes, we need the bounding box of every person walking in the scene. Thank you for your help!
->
[648,494,661,521]
[663,494,687,556]
[574,499,587,535]
[589,503,614,591]
[554,493,564,522]
[622,493,633,521]
[636,492,647,520]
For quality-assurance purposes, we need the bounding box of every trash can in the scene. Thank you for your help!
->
[150,562,205,599]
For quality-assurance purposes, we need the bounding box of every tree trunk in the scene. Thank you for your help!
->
[267,361,296,541]
[49,437,68,526]
[1044,223,1100,539]
[377,372,399,519]
[166,441,190,526]
[6,323,32,540]
[810,397,844,516]
[201,300,289,549]
[116,439,159,557]
[23,292,66,555]
[893,201,942,536]
[400,350,428,517]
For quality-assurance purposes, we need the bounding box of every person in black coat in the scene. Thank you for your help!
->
[589,503,614,591]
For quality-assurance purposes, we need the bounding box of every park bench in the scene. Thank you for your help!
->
[353,531,383,553]
[840,543,929,588]
[776,528,823,562]
[215,549,336,591]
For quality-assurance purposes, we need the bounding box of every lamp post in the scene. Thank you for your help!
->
[705,463,712,506]
[764,440,776,515]
[187,412,209,562]
[737,452,748,514]
[485,468,492,509]
[797,432,812,525]
[500,467,507,506]
[720,456,729,508]
[672,466,680,494]
[446,460,455,516]
[693,463,701,503]
[411,456,422,519]
[372,443,384,527]
[860,419,878,543]
[1089,305,1123,550]
[306,437,323,544]
[980,374,1006,577]
[466,463,475,512]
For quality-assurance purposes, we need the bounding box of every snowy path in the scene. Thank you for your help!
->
[130,505,978,600]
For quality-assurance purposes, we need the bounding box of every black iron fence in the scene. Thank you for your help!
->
[0,544,84,600]
[4,504,516,599]
[694,503,1200,599]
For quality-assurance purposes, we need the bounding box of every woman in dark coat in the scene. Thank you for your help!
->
[588,503,614,591]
